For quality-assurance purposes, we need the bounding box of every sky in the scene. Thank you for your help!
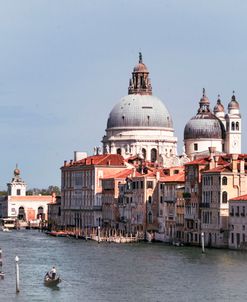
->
[0,0,247,189]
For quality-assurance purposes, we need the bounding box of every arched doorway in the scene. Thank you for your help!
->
[151,148,157,162]
[142,148,146,160]
[37,206,45,220]
[18,206,26,220]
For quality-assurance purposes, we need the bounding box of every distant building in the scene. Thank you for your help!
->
[0,167,56,223]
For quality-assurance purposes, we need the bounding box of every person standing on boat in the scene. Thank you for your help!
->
[50,267,56,279]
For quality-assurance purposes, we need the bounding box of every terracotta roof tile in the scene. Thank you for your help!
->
[229,194,247,201]
[9,196,53,202]
[160,172,185,183]
[65,154,125,168]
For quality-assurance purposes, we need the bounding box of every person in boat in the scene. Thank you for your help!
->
[50,267,57,280]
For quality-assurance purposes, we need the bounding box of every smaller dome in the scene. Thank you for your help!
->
[184,90,225,141]
[214,96,225,113]
[228,93,239,110]
[184,112,225,140]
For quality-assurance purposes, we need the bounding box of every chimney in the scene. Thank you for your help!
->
[232,154,238,173]
[51,192,56,203]
[209,147,216,169]
[74,151,87,161]
[209,147,216,158]
[70,159,73,165]
[91,158,93,165]
[64,160,67,166]
[240,159,245,174]
[214,155,219,167]
[156,171,160,181]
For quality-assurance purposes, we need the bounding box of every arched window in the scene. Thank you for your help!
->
[236,122,239,131]
[37,206,45,220]
[222,177,227,185]
[231,122,235,131]
[148,196,152,204]
[151,148,157,162]
[142,148,146,160]
[222,191,228,203]
[18,206,26,220]
[117,148,121,155]
[148,211,153,224]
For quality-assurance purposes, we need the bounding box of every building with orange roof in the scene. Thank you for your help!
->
[101,169,133,230]
[60,153,127,230]
[158,167,185,242]
[201,153,247,248]
[229,194,247,249]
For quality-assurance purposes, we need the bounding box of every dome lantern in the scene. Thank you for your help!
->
[128,53,152,95]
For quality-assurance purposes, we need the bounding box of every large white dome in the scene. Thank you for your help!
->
[102,53,178,162]
[107,94,173,129]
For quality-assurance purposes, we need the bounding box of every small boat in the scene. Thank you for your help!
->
[44,273,61,286]
[0,227,11,232]
[45,231,68,237]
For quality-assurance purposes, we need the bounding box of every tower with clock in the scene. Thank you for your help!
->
[225,92,241,154]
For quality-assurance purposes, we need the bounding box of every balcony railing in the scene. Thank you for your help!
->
[199,202,210,208]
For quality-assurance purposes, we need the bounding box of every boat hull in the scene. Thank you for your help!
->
[44,276,61,286]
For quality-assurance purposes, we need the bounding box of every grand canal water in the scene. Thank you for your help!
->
[0,230,247,302]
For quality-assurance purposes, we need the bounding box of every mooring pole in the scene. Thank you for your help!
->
[98,226,101,244]
[15,256,20,293]
[0,248,2,267]
[201,232,205,254]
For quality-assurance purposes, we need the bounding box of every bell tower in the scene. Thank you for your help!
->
[7,165,27,196]
[225,92,241,154]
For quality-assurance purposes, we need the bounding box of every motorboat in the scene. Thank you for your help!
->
[44,273,61,286]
